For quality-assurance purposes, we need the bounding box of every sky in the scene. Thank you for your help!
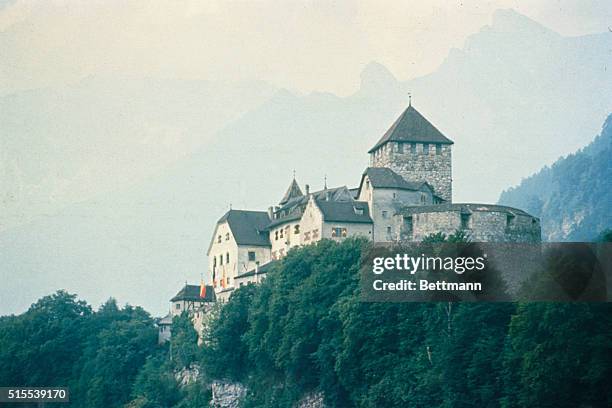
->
[1,0,611,315]
[1,0,611,96]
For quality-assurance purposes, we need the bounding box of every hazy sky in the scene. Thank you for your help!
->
[1,0,611,96]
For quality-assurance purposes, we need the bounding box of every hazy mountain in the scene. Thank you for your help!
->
[1,9,611,315]
[0,76,278,230]
[499,114,612,241]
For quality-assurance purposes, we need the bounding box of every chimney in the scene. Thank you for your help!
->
[305,184,310,195]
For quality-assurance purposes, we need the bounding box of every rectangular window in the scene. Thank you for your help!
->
[275,230,279,240]
[219,255,223,265]
[382,210,388,218]
[423,143,429,154]
[461,213,471,229]
[279,229,284,238]
[294,224,300,234]
[217,235,222,243]
[175,303,181,310]
[386,226,392,234]
[397,143,403,153]
[411,143,416,154]
[304,231,311,241]
[333,227,347,237]
[506,214,515,228]
[436,144,441,155]
[248,251,256,261]
[312,229,319,239]
[404,216,413,236]
[226,252,229,263]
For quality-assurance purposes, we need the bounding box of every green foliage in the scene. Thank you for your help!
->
[422,229,470,243]
[129,352,182,408]
[596,229,612,242]
[0,292,158,408]
[169,313,200,370]
[200,238,612,407]
[2,241,611,407]
[502,303,612,408]
[0,291,91,387]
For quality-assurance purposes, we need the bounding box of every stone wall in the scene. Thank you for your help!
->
[396,205,541,243]
[371,142,452,201]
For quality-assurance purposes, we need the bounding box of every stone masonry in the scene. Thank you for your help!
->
[371,142,452,201]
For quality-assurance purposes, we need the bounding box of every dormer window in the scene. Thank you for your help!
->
[354,207,364,215]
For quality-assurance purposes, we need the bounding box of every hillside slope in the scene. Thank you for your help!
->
[499,114,612,241]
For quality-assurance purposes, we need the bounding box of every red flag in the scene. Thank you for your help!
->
[199,279,206,298]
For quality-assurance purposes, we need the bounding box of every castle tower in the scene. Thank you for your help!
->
[368,104,453,201]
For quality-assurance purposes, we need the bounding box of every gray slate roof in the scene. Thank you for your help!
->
[217,210,271,247]
[268,186,356,229]
[279,179,303,205]
[400,203,534,217]
[158,313,173,325]
[363,167,432,191]
[316,200,373,224]
[369,105,453,153]
[170,284,216,302]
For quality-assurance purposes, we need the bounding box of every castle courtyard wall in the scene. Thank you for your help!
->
[396,207,541,243]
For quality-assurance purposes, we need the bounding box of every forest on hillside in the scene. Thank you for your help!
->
[1,238,611,408]
[499,114,612,241]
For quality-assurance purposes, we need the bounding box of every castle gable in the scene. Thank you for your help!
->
[217,210,271,247]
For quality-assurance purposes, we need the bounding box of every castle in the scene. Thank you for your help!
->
[206,103,542,301]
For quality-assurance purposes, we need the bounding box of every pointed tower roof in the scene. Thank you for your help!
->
[368,105,453,153]
[279,178,303,205]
